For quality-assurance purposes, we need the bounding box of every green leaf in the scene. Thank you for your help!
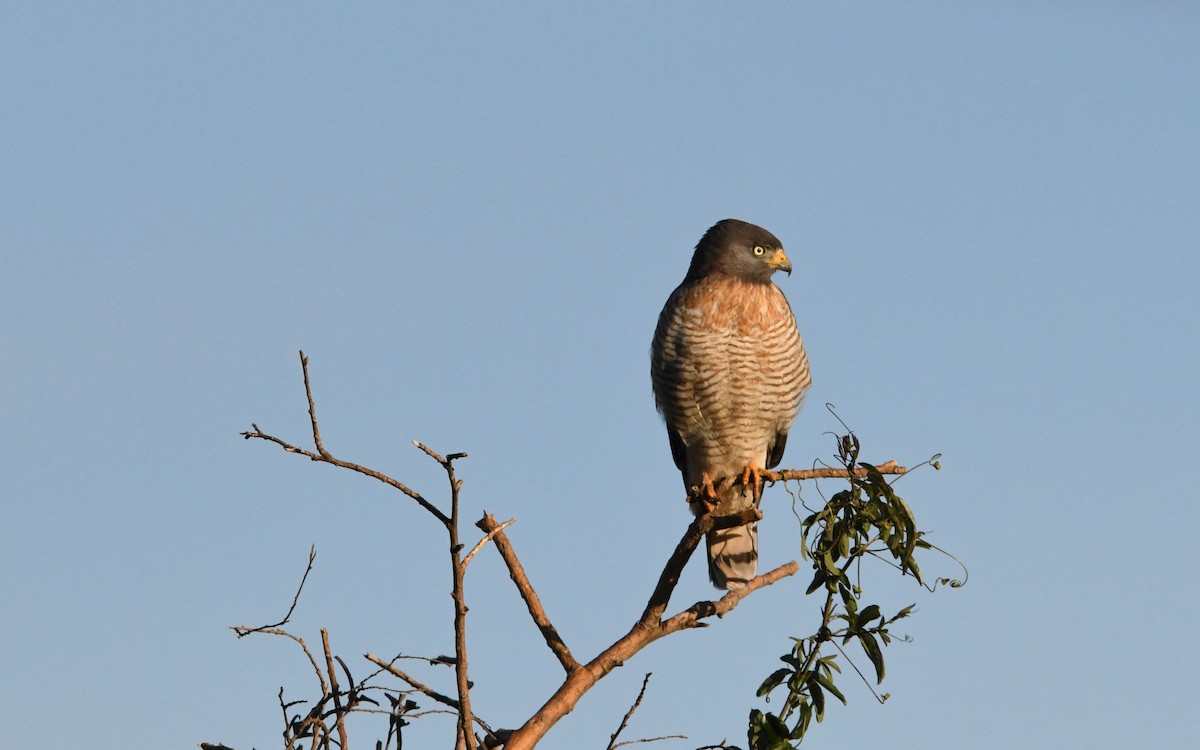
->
[813,671,847,705]
[792,701,812,740]
[858,604,881,624]
[817,655,842,674]
[822,550,840,575]
[859,631,885,684]
[757,668,791,697]
[842,590,858,614]
[809,679,825,720]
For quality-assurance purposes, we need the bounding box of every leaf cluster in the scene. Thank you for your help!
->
[747,434,943,749]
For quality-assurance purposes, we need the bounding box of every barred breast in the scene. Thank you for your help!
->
[651,275,811,492]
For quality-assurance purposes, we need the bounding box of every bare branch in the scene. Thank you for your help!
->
[660,561,800,632]
[298,351,329,460]
[365,653,461,712]
[462,517,516,569]
[613,737,688,749]
[231,545,315,638]
[768,460,906,481]
[321,629,348,750]
[241,352,451,526]
[237,629,327,698]
[364,653,503,743]
[639,509,760,627]
[476,513,580,674]
[503,547,797,750]
[438,454,478,750]
[607,673,652,750]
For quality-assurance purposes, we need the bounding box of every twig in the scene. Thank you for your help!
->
[462,517,517,568]
[231,545,316,638]
[237,628,327,697]
[477,513,580,674]
[322,629,348,750]
[660,561,799,632]
[607,673,670,750]
[241,351,451,525]
[364,653,501,741]
[614,737,688,749]
[365,653,461,711]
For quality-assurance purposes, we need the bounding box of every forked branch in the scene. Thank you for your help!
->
[241,350,450,525]
[500,508,798,750]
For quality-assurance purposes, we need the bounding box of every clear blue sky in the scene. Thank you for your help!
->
[2,3,1197,748]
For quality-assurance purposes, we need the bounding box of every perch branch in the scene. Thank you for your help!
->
[477,513,581,674]
[695,461,907,500]
[502,510,797,750]
[768,460,905,481]
[639,509,760,627]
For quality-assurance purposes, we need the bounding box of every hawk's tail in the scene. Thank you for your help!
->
[705,521,758,590]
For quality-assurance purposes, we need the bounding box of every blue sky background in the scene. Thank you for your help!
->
[2,3,1197,748]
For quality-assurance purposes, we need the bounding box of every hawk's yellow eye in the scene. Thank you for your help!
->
[753,246,766,256]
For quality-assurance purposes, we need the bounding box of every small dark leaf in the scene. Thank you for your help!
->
[859,631,885,684]
[809,679,826,720]
[841,589,858,613]
[814,671,847,705]
[858,604,881,624]
[757,668,791,697]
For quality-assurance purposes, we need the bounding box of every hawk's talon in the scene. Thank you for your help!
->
[739,465,767,501]
[687,474,720,512]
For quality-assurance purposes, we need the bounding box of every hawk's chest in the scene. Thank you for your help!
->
[677,277,790,340]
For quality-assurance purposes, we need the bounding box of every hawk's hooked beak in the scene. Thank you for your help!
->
[767,248,792,275]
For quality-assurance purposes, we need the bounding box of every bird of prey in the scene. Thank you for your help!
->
[651,219,811,589]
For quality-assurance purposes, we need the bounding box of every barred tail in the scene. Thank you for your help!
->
[706,521,758,590]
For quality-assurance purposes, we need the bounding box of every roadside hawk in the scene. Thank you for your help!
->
[651,219,811,589]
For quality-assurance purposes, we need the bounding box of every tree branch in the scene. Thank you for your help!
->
[694,461,908,501]
[477,513,581,675]
[443,453,478,750]
[502,510,798,750]
[606,673,652,750]
[364,653,502,743]
[321,628,349,750]
[768,460,905,481]
[639,509,760,628]
[365,653,462,712]
[241,351,451,526]
[463,517,517,569]
[230,545,316,638]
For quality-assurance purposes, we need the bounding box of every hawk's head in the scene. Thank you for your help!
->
[685,218,791,283]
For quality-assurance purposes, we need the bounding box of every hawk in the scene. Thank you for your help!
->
[651,219,811,589]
